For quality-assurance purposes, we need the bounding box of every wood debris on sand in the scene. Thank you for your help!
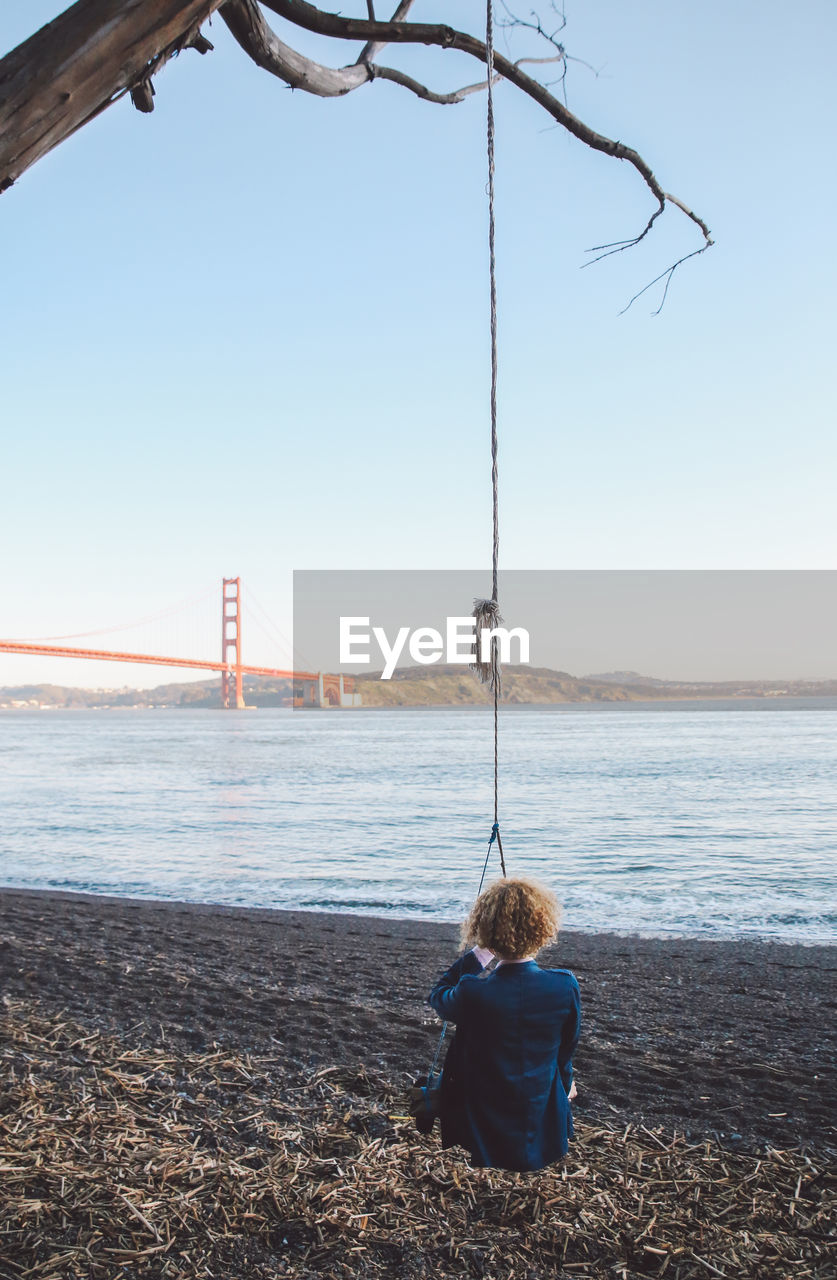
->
[1,1002,833,1279]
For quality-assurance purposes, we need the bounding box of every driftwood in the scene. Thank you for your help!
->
[1,1000,833,1279]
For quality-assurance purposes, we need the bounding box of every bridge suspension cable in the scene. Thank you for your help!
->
[0,638,315,681]
[8,584,217,644]
[243,587,318,675]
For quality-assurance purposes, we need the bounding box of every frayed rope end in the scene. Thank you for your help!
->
[471,597,502,695]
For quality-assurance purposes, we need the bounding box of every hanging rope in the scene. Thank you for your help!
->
[414,0,517,1126]
[473,0,506,880]
[425,819,502,1081]
[486,0,499,615]
[422,0,507,1096]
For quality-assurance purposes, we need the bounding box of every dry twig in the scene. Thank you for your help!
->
[1,1001,832,1279]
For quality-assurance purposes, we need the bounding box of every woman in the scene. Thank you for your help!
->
[428,877,580,1172]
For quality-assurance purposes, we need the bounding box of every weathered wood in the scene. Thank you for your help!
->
[222,0,370,97]
[0,0,222,193]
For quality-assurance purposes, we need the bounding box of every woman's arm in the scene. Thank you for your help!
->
[428,949,487,1022]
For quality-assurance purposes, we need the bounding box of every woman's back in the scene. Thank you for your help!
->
[429,951,581,1171]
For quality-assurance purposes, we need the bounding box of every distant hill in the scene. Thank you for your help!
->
[0,676,294,710]
[580,671,837,698]
[354,665,837,706]
[354,665,635,706]
[584,670,673,687]
[2,668,836,710]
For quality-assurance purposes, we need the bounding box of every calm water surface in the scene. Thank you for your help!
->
[1,701,834,942]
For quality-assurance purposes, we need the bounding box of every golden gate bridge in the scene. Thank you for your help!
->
[0,577,359,709]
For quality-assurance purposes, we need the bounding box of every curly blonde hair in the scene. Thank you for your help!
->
[460,877,562,960]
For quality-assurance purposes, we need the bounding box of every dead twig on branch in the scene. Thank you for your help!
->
[618,245,713,316]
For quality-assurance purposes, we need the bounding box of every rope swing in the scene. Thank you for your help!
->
[471,0,506,885]
[414,0,508,1116]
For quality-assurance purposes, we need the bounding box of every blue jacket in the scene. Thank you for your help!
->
[428,951,581,1172]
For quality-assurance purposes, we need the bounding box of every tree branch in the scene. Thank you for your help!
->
[257,0,712,247]
[0,0,224,194]
[356,0,415,66]
[222,0,487,104]
[222,0,369,95]
[0,0,713,290]
[617,244,712,317]
[369,64,487,105]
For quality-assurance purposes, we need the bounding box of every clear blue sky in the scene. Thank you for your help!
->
[2,1,835,686]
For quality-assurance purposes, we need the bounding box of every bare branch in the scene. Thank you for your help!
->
[356,0,416,67]
[222,0,369,95]
[224,3,568,111]
[498,6,599,108]
[584,183,712,274]
[258,0,712,248]
[583,206,667,267]
[223,0,487,105]
[618,244,712,317]
[0,0,713,290]
[370,65,480,105]
[514,55,568,68]
[497,3,568,59]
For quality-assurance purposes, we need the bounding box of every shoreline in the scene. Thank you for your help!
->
[3,694,837,708]
[2,882,834,947]
[2,886,835,1155]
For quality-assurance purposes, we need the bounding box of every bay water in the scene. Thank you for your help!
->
[1,701,834,942]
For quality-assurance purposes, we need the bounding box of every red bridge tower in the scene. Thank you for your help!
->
[221,576,245,709]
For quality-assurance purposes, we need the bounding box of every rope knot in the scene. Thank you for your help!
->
[471,597,502,694]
